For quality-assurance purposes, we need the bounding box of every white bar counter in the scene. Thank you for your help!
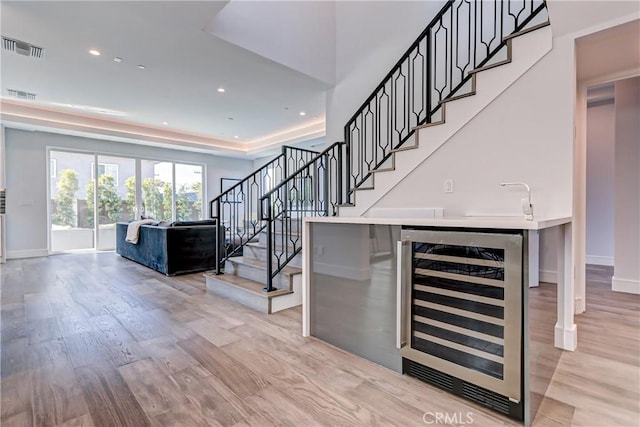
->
[302,215,577,352]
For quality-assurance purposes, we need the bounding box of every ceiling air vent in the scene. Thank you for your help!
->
[7,89,37,100]
[2,36,45,59]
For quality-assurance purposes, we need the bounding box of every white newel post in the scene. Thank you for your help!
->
[528,230,539,287]
[554,222,577,350]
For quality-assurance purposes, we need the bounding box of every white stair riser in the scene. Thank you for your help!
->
[205,275,271,314]
[258,231,301,250]
[225,260,291,290]
[270,273,302,313]
[272,219,304,233]
[244,245,302,268]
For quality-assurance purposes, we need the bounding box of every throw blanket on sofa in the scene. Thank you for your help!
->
[125,219,157,244]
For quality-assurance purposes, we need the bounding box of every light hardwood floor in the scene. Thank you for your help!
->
[1,254,638,426]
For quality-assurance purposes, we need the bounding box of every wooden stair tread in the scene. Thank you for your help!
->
[227,256,302,276]
[203,273,292,297]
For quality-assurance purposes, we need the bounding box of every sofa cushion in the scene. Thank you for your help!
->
[171,220,217,227]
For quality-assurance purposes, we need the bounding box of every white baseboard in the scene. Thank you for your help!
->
[585,255,614,266]
[539,269,558,284]
[6,249,49,259]
[612,276,640,295]
[554,323,577,351]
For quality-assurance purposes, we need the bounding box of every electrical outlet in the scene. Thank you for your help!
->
[444,179,454,193]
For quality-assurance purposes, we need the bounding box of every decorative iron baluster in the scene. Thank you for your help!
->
[260,142,345,291]
[210,0,548,290]
[209,145,317,275]
[344,0,548,198]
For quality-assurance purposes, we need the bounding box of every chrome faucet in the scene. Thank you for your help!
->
[500,182,533,220]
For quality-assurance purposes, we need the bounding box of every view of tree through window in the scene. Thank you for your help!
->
[50,150,204,252]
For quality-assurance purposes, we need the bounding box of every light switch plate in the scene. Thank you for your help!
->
[444,179,454,193]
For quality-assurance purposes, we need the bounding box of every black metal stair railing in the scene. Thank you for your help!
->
[344,0,549,199]
[209,145,317,274]
[259,142,344,291]
[209,0,550,293]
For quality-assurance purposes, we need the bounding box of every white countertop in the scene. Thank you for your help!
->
[304,215,571,230]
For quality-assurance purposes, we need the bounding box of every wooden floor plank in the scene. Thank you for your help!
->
[1,337,29,379]
[118,358,189,418]
[153,402,222,427]
[75,360,152,427]
[170,365,253,427]
[89,314,149,367]
[1,304,27,344]
[62,332,109,369]
[138,336,200,376]
[31,364,89,426]
[1,371,32,422]
[188,318,243,347]
[54,413,95,427]
[177,335,269,399]
[2,255,638,427]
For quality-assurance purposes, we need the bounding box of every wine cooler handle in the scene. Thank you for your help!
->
[396,240,410,349]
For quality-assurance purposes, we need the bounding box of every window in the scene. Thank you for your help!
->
[175,163,204,221]
[91,162,119,184]
[50,159,57,178]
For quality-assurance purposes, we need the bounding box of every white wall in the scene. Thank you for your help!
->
[586,101,615,265]
[4,128,253,258]
[326,1,446,142]
[613,76,640,293]
[205,1,336,86]
[371,35,575,219]
[0,125,5,187]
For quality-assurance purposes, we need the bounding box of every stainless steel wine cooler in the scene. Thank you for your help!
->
[397,228,525,420]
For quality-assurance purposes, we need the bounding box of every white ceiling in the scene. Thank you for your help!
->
[0,1,330,156]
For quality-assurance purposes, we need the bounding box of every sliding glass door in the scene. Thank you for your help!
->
[50,151,95,252]
[49,149,205,253]
[95,155,136,250]
[141,160,173,221]
[175,163,204,221]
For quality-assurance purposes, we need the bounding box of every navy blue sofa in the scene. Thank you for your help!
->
[116,221,219,276]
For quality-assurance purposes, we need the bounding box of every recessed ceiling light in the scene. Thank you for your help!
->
[114,57,122,63]
[234,135,239,139]
[89,49,101,56]
[162,122,169,126]
[217,88,225,93]
[299,111,306,116]
[137,65,145,69]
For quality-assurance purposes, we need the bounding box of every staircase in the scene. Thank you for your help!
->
[204,218,304,314]
[205,0,550,313]
[204,145,315,313]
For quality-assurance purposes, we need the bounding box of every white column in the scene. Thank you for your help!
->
[302,219,311,337]
[555,222,577,350]
[528,230,539,287]
[1,125,6,264]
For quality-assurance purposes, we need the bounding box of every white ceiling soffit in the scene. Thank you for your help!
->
[1,98,326,158]
[576,19,640,83]
[0,1,327,156]
[546,1,640,38]
[205,1,336,86]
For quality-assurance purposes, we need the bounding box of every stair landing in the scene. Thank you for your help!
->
[205,251,303,314]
